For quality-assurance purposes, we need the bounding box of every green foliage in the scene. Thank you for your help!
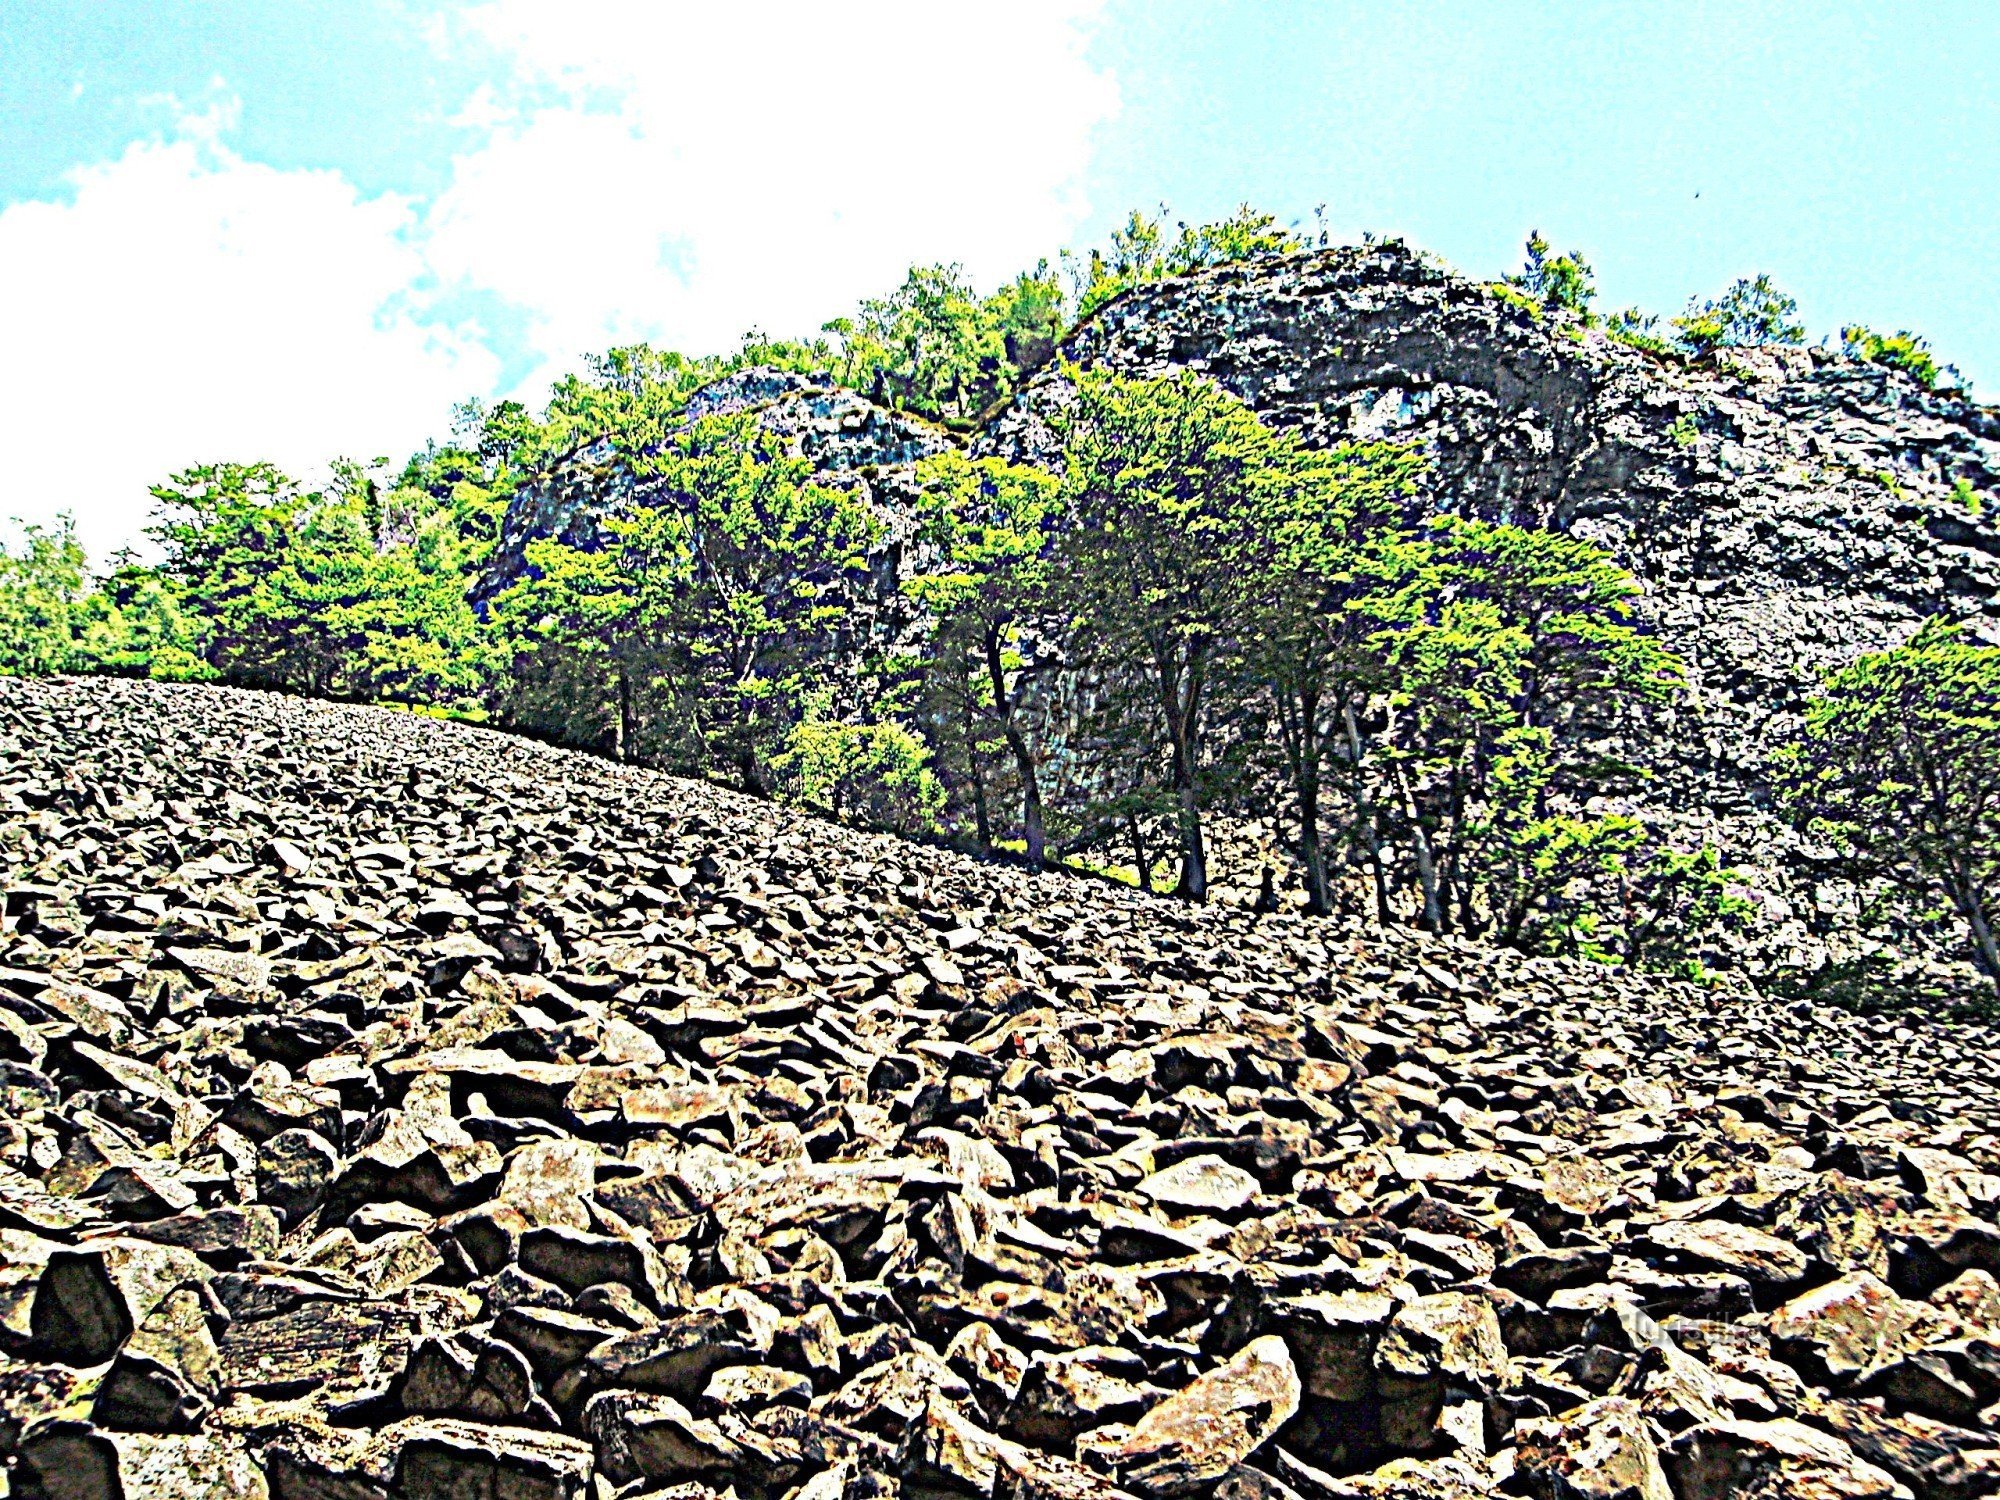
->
[1778,619,2000,995]
[829,264,1001,421]
[1054,365,1307,898]
[905,451,1065,860]
[1606,307,1672,356]
[1231,427,1427,915]
[148,461,489,706]
[1672,274,1805,354]
[71,562,207,680]
[1065,205,1306,321]
[492,413,878,788]
[1487,283,1543,322]
[1509,231,1596,319]
[1954,478,1984,518]
[1365,518,1684,937]
[1667,415,1700,448]
[1621,844,1758,981]
[1841,324,1949,390]
[773,715,944,835]
[0,517,90,676]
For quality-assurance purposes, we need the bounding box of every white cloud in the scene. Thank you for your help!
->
[427,0,1118,378]
[0,9,1116,558]
[0,116,498,562]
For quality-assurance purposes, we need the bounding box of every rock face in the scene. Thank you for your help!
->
[988,243,2000,755]
[980,244,2000,974]
[478,247,2000,977]
[2,675,1999,1498]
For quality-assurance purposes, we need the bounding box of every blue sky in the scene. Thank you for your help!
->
[3,1,1996,558]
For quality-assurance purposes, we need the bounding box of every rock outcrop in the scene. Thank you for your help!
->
[981,243,2000,971]
[476,246,2000,978]
[1,676,1997,1498]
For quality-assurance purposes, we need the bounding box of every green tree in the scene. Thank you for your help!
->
[0,516,90,675]
[831,263,1003,419]
[1368,520,1684,934]
[1235,440,1427,915]
[150,463,353,695]
[494,414,878,790]
[71,560,207,680]
[1066,204,1305,320]
[985,261,1067,381]
[1055,367,1292,900]
[773,715,944,835]
[1778,619,2000,993]
[1510,231,1597,318]
[906,451,1064,864]
[1673,274,1805,354]
[150,460,491,706]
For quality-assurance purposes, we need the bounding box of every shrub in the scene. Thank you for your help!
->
[1509,231,1596,319]
[774,719,945,835]
[1606,307,1672,356]
[1841,324,1945,390]
[1672,274,1805,354]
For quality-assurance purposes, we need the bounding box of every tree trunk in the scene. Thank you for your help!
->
[614,667,634,765]
[1007,726,1046,869]
[1340,702,1393,926]
[1951,868,2000,991]
[1158,645,1208,903]
[1299,766,1331,917]
[985,626,1045,870]
[1393,759,1445,931]
[1173,766,1208,901]
[1128,811,1152,894]
[967,753,992,851]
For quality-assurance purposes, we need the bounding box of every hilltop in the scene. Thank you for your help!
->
[1,677,1996,1499]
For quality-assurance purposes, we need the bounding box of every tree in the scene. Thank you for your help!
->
[1673,274,1805,353]
[1367,520,1684,934]
[1778,619,2000,994]
[831,264,1003,419]
[1065,204,1305,320]
[494,414,878,790]
[1510,231,1596,318]
[149,463,358,695]
[1235,439,1427,915]
[905,452,1064,864]
[0,516,90,676]
[71,560,207,680]
[1054,368,1288,900]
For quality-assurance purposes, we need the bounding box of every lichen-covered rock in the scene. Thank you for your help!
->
[1077,1336,1300,1495]
[1514,1396,1672,1500]
[1662,1418,1902,1500]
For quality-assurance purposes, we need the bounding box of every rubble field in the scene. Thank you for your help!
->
[1,676,1996,1500]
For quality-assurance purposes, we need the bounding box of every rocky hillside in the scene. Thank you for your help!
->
[478,245,2000,975]
[986,244,2000,959]
[1,677,1997,1500]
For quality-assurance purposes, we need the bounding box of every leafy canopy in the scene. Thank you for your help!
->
[1672,274,1805,354]
[1778,619,2000,993]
